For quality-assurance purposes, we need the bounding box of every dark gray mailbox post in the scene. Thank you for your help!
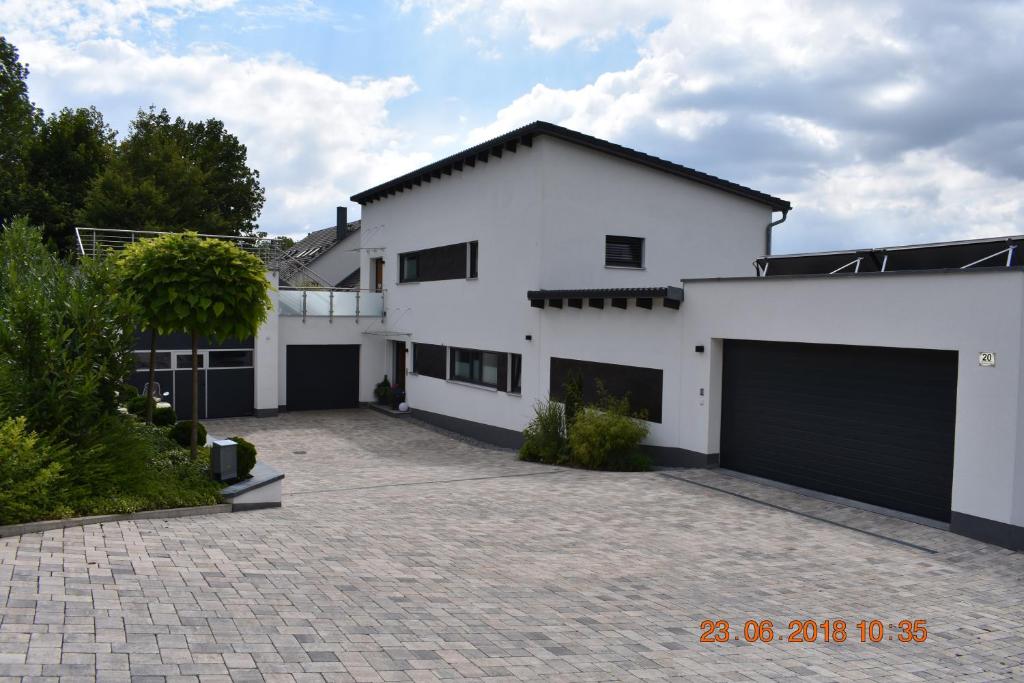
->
[211,439,238,482]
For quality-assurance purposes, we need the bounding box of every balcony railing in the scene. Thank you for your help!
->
[75,227,335,287]
[279,287,384,321]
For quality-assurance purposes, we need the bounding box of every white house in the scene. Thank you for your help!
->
[111,121,1024,551]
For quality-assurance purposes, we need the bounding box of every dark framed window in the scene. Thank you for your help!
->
[550,357,663,423]
[605,235,645,268]
[209,350,254,368]
[176,353,204,369]
[510,353,522,394]
[399,241,479,282]
[413,343,446,379]
[400,253,419,282]
[134,351,171,371]
[450,348,501,388]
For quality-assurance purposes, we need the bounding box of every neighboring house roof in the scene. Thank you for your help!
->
[336,268,361,289]
[284,220,361,268]
[351,121,790,211]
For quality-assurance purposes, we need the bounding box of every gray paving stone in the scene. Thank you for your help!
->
[3,409,1024,681]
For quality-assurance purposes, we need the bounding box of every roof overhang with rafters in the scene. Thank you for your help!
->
[351,121,790,211]
[527,286,683,311]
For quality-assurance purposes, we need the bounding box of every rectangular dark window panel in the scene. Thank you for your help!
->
[469,241,478,278]
[209,350,254,368]
[605,235,644,268]
[134,351,171,371]
[176,353,204,369]
[450,347,501,388]
[400,253,418,282]
[510,353,522,394]
[413,343,446,379]
[550,357,663,423]
[399,242,476,282]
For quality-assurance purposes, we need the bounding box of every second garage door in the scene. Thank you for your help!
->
[721,340,957,521]
[286,345,360,410]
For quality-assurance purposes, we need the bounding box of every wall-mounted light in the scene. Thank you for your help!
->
[525,335,533,341]
[695,345,705,353]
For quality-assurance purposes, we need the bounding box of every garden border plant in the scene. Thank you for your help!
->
[0,220,223,525]
[519,376,651,471]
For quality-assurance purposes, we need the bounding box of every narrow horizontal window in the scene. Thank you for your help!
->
[550,356,663,423]
[399,241,479,283]
[176,353,204,369]
[450,347,501,388]
[134,351,171,371]
[209,350,254,368]
[605,235,644,268]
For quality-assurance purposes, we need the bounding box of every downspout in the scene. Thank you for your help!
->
[764,208,790,256]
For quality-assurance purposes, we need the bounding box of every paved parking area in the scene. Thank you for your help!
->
[2,409,1024,681]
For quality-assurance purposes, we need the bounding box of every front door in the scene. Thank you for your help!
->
[394,341,407,390]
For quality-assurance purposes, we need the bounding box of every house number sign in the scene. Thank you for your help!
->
[979,352,996,367]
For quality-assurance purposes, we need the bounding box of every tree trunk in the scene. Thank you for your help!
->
[191,331,199,458]
[145,332,157,424]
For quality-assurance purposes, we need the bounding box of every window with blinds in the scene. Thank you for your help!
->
[605,235,645,268]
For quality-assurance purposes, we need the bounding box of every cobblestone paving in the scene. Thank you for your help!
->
[2,409,1024,681]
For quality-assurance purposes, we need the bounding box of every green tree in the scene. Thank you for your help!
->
[0,36,41,225]
[0,218,137,443]
[23,107,116,251]
[81,107,265,236]
[117,233,271,455]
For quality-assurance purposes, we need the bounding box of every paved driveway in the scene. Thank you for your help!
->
[2,409,1023,682]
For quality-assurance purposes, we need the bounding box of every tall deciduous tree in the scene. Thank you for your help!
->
[23,107,116,251]
[117,233,271,456]
[81,108,265,236]
[0,36,41,225]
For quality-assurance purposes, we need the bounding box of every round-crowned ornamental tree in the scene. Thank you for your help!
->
[118,233,271,456]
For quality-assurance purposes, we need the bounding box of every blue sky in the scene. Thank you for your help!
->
[2,1,1022,252]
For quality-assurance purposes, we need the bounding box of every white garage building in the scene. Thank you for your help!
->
[91,121,1024,551]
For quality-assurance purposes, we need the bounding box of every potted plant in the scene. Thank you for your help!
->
[390,383,406,410]
[374,376,391,405]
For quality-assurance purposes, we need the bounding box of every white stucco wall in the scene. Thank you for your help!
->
[357,134,775,432]
[537,136,773,287]
[679,271,1024,526]
[254,270,279,413]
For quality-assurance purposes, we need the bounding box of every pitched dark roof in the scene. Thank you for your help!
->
[350,121,790,211]
[284,220,361,267]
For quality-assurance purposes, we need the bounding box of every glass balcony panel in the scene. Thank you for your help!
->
[305,290,332,316]
[359,291,384,316]
[332,290,359,316]
[279,289,304,315]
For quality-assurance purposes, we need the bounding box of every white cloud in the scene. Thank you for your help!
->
[447,0,1024,250]
[1,0,435,233]
[0,0,238,40]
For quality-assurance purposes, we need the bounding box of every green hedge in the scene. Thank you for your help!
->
[231,436,257,478]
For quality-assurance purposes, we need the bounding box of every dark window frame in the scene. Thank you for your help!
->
[412,342,447,379]
[134,351,172,371]
[510,353,522,394]
[209,350,254,369]
[605,235,645,269]
[399,241,479,283]
[449,347,504,389]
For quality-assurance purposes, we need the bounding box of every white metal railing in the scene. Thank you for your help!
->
[75,226,334,287]
[75,226,276,258]
[279,287,385,321]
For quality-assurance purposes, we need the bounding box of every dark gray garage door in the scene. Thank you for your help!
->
[721,340,957,521]
[286,345,360,410]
